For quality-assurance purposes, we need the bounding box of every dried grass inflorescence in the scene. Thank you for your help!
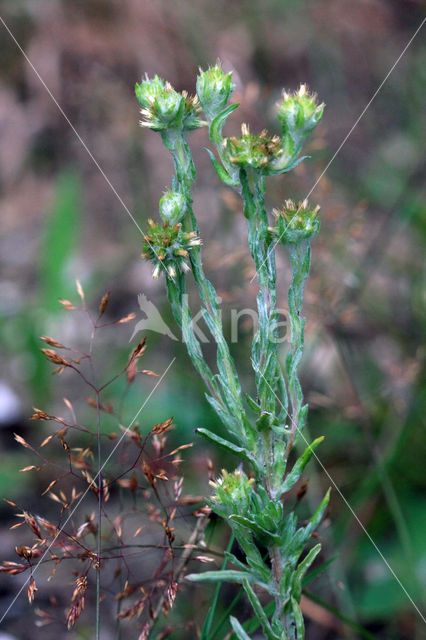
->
[1,285,206,637]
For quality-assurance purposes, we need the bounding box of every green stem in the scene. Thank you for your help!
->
[240,170,278,410]
[168,133,252,441]
[240,169,291,630]
[285,239,311,457]
[166,273,220,402]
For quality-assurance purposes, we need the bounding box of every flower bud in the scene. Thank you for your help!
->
[159,189,186,225]
[154,88,184,125]
[196,63,235,120]
[135,74,165,109]
[272,199,320,244]
[277,84,324,143]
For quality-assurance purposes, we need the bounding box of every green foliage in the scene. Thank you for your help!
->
[0,454,32,499]
[280,437,325,496]
[136,63,327,638]
[40,170,81,311]
[230,616,253,640]
[11,170,82,404]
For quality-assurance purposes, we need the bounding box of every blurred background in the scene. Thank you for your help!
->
[0,1,425,638]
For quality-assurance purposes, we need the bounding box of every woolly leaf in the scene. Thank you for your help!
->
[229,515,281,544]
[230,617,252,640]
[244,392,261,415]
[256,411,273,432]
[204,394,240,438]
[265,154,309,176]
[292,543,322,601]
[243,578,279,640]
[302,555,337,587]
[205,148,238,186]
[209,102,240,144]
[303,489,331,539]
[291,596,305,638]
[186,570,252,584]
[279,436,325,496]
[196,428,244,455]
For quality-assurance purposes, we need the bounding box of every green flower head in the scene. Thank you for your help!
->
[272,199,320,244]
[224,124,295,175]
[196,62,235,120]
[142,219,201,279]
[277,84,324,142]
[135,74,205,132]
[210,468,254,513]
[135,74,166,109]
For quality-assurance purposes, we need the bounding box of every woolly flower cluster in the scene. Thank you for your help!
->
[219,82,324,177]
[277,84,325,142]
[142,219,201,279]
[271,199,320,244]
[210,469,255,512]
[225,124,290,172]
[135,74,205,132]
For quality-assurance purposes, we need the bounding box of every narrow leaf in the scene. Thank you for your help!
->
[280,436,325,496]
[229,515,281,544]
[228,602,276,640]
[293,543,322,599]
[266,154,309,176]
[244,392,261,414]
[209,103,240,143]
[204,394,240,438]
[185,570,250,584]
[230,617,252,640]
[304,488,331,539]
[302,555,337,588]
[291,597,305,638]
[242,578,278,640]
[196,429,261,473]
[205,148,238,186]
[224,552,250,573]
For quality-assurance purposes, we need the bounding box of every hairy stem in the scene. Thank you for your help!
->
[167,133,251,440]
[286,239,311,457]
